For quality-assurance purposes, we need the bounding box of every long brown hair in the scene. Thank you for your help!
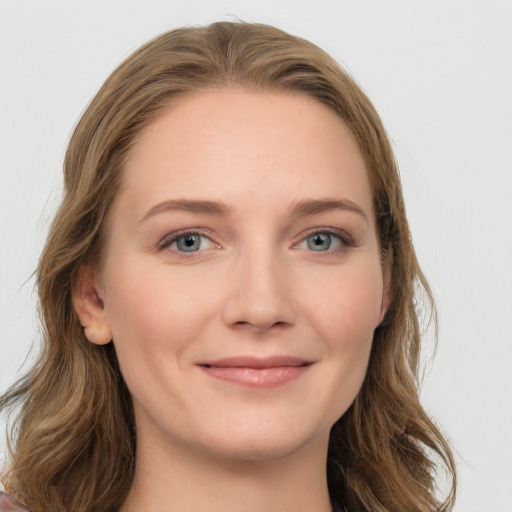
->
[0,21,456,512]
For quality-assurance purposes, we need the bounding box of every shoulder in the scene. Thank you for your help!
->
[0,491,30,511]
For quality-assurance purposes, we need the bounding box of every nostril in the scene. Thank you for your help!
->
[233,321,252,328]
[231,320,291,330]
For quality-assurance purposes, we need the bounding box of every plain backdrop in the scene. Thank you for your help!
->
[1,1,511,510]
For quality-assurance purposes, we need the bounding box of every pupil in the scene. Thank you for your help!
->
[308,234,331,251]
[178,235,200,251]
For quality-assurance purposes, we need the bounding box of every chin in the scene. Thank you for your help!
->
[196,423,329,463]
[204,440,306,463]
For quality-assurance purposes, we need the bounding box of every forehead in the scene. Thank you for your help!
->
[117,89,373,220]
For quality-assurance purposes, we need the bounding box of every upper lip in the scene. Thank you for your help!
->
[198,356,313,369]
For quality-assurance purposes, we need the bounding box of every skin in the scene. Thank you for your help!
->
[74,89,389,512]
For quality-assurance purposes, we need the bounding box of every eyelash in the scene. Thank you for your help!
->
[157,227,356,255]
[292,227,355,253]
[157,229,220,253]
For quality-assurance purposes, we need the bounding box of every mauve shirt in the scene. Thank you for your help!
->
[0,491,29,511]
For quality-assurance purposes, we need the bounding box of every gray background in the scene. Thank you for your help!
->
[1,1,511,510]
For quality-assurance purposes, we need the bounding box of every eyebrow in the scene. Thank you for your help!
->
[140,197,367,223]
[141,199,235,222]
[289,198,368,223]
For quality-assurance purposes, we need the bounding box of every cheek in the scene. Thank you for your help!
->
[304,258,384,348]
[102,260,218,376]
[100,262,222,423]
[300,258,383,419]
[106,254,210,325]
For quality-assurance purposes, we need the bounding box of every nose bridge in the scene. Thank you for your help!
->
[222,238,296,330]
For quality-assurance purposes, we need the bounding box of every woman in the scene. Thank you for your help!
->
[0,21,456,512]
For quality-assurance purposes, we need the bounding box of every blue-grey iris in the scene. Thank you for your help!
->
[307,234,331,251]
[177,235,202,252]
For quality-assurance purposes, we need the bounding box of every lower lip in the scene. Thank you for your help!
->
[198,365,311,388]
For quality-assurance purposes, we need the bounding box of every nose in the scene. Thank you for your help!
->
[222,247,296,332]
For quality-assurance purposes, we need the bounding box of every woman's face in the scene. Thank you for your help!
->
[82,89,388,461]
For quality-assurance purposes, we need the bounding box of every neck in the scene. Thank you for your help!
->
[120,426,332,512]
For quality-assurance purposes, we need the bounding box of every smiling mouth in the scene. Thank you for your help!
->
[197,356,313,388]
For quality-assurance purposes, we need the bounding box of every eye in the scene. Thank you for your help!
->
[293,229,350,252]
[306,233,334,251]
[158,231,218,253]
[174,234,210,252]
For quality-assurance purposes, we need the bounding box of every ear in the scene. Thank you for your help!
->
[72,264,112,345]
[379,264,392,324]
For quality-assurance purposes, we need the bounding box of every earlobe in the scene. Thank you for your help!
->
[72,265,112,345]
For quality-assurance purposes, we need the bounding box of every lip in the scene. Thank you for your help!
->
[197,356,313,388]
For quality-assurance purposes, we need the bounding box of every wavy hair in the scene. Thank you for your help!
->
[0,21,456,512]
